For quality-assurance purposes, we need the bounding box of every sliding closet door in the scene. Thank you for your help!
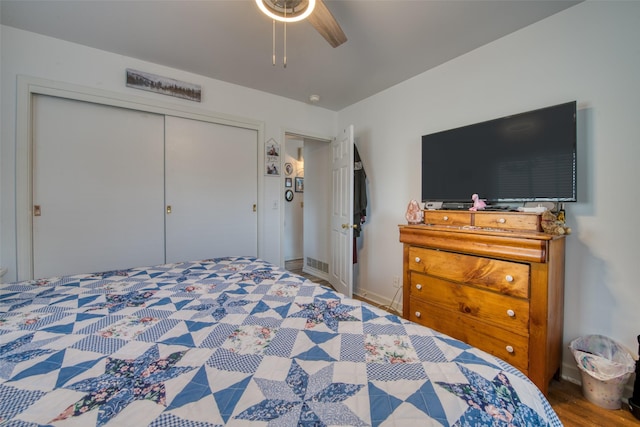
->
[165,116,258,262]
[32,95,165,278]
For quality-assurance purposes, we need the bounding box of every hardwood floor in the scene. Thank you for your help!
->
[284,260,639,425]
[285,259,333,288]
[548,380,638,426]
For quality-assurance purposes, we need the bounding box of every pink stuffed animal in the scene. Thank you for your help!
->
[469,194,486,211]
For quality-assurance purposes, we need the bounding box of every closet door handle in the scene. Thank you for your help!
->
[166,205,172,214]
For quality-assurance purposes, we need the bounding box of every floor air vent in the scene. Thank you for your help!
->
[306,257,329,273]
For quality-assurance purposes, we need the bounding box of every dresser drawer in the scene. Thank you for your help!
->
[423,211,471,226]
[409,299,529,372]
[410,272,529,333]
[408,247,530,298]
[474,212,540,231]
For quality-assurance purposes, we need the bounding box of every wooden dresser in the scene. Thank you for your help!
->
[399,210,566,395]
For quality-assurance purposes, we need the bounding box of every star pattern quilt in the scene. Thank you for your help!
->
[0,257,562,426]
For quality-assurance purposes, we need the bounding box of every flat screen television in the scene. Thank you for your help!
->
[421,101,577,204]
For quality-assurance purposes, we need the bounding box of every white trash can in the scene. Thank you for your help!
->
[570,335,636,409]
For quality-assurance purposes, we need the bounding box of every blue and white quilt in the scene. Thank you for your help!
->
[0,257,561,426]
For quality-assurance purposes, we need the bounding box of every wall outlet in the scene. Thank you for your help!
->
[392,276,401,288]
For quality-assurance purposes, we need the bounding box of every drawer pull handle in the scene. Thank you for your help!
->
[443,216,449,221]
[415,257,421,263]
[505,275,514,283]
[415,311,421,318]
[415,284,422,290]
[506,309,515,317]
[506,345,514,353]
[497,218,506,224]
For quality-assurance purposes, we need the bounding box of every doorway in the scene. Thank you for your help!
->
[283,136,304,266]
[282,133,332,282]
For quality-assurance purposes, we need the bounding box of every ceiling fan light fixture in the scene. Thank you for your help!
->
[255,0,316,23]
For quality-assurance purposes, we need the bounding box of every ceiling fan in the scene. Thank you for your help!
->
[255,0,347,48]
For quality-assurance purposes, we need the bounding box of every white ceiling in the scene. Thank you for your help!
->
[1,0,581,111]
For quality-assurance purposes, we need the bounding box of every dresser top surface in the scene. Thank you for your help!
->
[399,223,562,241]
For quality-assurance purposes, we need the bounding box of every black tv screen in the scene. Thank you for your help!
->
[421,101,577,203]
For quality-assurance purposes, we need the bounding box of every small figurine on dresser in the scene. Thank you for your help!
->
[469,193,486,211]
[405,199,423,224]
[541,210,572,235]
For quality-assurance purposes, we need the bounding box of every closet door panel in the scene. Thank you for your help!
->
[32,95,165,278]
[165,116,258,262]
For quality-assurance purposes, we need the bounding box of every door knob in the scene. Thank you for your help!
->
[166,205,172,214]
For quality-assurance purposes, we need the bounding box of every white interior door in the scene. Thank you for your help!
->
[32,95,165,278]
[329,125,354,297]
[165,116,258,262]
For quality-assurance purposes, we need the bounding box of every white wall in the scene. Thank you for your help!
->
[0,25,337,281]
[338,0,640,385]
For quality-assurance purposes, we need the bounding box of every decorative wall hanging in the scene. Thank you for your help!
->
[265,138,280,176]
[285,177,292,188]
[285,189,294,202]
[285,163,293,176]
[126,69,201,102]
[295,177,304,193]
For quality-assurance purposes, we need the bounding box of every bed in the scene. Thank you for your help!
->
[1,257,561,426]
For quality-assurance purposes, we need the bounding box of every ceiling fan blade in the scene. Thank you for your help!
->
[307,0,347,48]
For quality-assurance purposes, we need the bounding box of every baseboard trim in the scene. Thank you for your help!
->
[353,288,402,314]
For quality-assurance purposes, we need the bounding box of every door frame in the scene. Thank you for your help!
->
[279,129,332,272]
[15,75,264,280]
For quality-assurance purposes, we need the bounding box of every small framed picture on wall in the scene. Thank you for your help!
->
[295,177,304,193]
[265,138,280,176]
[285,177,292,188]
